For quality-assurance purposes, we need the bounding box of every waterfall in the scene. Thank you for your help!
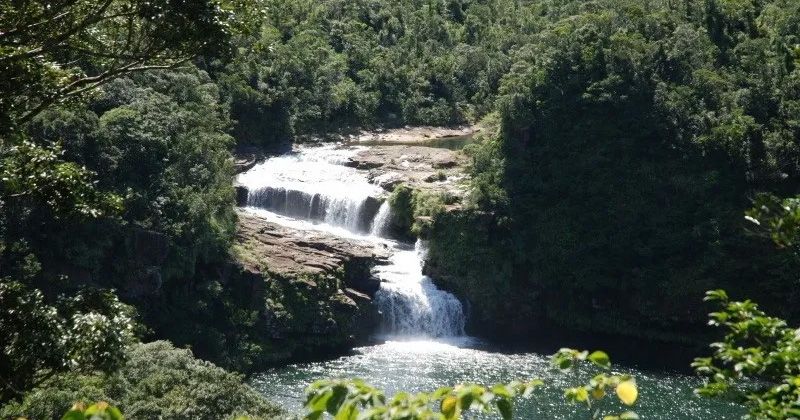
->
[239,145,381,233]
[238,144,466,339]
[374,240,465,337]
[247,187,373,232]
[370,201,392,237]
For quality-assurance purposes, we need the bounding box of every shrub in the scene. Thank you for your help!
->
[0,341,283,420]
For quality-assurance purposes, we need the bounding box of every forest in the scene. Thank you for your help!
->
[2,0,800,419]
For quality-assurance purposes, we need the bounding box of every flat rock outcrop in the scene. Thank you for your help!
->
[347,145,469,193]
[235,212,389,291]
[349,125,478,144]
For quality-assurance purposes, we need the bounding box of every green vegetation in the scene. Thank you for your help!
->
[1,341,282,420]
[4,0,800,418]
[0,282,138,402]
[694,291,800,419]
[425,0,800,348]
[387,184,456,238]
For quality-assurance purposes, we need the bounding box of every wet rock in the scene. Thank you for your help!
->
[234,151,259,174]
[345,155,384,169]
[371,172,405,191]
[424,172,447,182]
[358,196,383,231]
[235,184,249,207]
[432,157,458,169]
[349,145,468,194]
[347,125,479,144]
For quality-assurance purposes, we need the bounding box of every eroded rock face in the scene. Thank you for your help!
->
[232,212,390,364]
[234,184,249,207]
[235,212,389,285]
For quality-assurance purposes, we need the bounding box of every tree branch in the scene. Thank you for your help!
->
[0,0,115,63]
[18,59,191,125]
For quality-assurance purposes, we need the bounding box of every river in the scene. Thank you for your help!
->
[237,144,744,419]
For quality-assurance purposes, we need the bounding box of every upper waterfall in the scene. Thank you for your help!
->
[237,144,466,339]
[238,145,383,233]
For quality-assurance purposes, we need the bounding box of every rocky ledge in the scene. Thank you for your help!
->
[348,125,478,144]
[345,145,469,194]
[235,211,390,292]
[230,211,390,364]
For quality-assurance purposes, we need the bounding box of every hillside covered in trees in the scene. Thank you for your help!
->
[2,0,800,418]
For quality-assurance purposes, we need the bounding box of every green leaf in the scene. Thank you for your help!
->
[61,410,86,420]
[459,392,474,410]
[308,390,333,413]
[304,412,323,420]
[334,403,358,420]
[441,395,458,419]
[491,384,513,399]
[326,385,348,414]
[588,351,611,369]
[496,398,513,420]
[105,406,123,420]
[620,411,640,419]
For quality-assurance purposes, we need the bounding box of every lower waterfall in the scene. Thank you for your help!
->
[374,240,465,337]
[237,144,466,339]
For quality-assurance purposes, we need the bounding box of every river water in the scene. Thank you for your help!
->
[237,144,744,419]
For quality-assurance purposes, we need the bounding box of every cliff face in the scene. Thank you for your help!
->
[141,211,392,372]
[229,212,390,364]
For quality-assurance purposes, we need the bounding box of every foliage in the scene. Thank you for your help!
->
[693,290,800,419]
[213,0,526,146]
[0,0,244,408]
[0,280,139,401]
[387,184,455,239]
[304,379,541,420]
[0,0,232,131]
[746,193,800,249]
[61,401,124,420]
[425,0,800,347]
[0,341,284,420]
[1,141,122,219]
[387,184,415,237]
[303,349,637,419]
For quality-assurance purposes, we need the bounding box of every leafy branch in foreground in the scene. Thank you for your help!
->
[61,401,123,420]
[693,290,800,419]
[303,349,638,419]
[746,193,800,249]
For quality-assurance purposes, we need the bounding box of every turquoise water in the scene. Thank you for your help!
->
[251,338,745,419]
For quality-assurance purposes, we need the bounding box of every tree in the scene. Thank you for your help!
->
[0,281,138,401]
[1,341,284,419]
[693,290,800,419]
[0,0,231,132]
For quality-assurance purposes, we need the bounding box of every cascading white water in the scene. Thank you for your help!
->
[369,201,392,237]
[238,144,466,338]
[239,145,380,233]
[374,240,465,337]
